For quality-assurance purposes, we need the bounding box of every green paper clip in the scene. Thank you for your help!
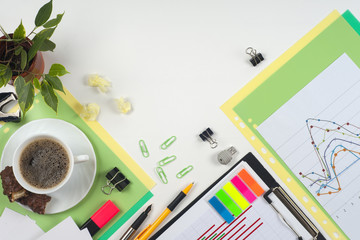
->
[176,165,194,179]
[160,136,176,150]
[155,167,168,184]
[158,155,177,166]
[139,140,149,158]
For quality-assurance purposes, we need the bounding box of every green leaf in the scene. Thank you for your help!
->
[28,28,55,62]
[40,80,58,112]
[43,12,64,28]
[49,64,69,76]
[14,76,35,116]
[0,24,10,39]
[20,49,27,70]
[0,64,7,76]
[0,76,5,87]
[45,74,64,93]
[14,46,23,55]
[27,42,40,62]
[0,67,12,87]
[3,67,12,83]
[39,39,56,51]
[36,27,56,40]
[13,20,26,40]
[35,0,53,27]
[33,77,41,89]
[15,75,25,91]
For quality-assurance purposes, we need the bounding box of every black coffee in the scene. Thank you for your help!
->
[19,137,70,189]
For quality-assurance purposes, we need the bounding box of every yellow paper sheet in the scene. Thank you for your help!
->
[221,11,344,239]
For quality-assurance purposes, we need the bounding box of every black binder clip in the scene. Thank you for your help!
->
[101,167,130,195]
[199,127,218,149]
[0,92,21,122]
[246,47,264,66]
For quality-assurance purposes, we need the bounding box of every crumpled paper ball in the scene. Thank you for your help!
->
[115,97,132,114]
[80,103,100,121]
[88,74,111,93]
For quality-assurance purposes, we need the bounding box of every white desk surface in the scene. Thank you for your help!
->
[2,1,360,239]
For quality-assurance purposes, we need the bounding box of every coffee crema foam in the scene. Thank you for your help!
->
[19,138,70,189]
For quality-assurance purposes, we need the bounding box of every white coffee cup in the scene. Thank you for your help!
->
[12,134,89,194]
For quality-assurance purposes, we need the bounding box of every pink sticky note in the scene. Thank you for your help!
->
[230,176,257,203]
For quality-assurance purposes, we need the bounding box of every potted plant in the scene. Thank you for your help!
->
[0,0,68,116]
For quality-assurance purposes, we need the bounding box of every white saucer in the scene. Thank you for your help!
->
[1,119,97,214]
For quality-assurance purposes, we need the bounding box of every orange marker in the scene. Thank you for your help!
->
[135,183,194,240]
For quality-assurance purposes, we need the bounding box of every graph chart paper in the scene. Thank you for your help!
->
[258,54,360,238]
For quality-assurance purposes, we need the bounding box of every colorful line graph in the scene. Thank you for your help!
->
[300,118,360,196]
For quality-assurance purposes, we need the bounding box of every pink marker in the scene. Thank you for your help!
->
[80,200,120,236]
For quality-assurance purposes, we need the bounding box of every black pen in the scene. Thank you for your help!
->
[119,204,152,240]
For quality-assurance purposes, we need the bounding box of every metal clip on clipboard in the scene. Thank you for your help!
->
[241,153,326,240]
[264,187,321,240]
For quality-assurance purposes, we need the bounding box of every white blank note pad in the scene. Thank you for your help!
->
[37,216,91,240]
[0,208,92,240]
[0,208,44,240]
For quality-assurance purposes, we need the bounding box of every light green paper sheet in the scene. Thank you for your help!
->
[221,10,360,239]
[0,93,153,240]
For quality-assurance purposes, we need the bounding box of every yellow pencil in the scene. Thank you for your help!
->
[134,182,194,240]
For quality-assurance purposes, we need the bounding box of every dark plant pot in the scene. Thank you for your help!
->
[0,34,45,85]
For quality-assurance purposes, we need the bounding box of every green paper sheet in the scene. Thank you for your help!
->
[233,16,360,126]
[233,13,360,193]
[0,93,153,239]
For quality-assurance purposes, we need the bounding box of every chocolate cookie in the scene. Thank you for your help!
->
[0,166,27,202]
[0,166,51,214]
[17,192,51,215]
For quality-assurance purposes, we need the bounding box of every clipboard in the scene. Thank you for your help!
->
[151,152,326,240]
